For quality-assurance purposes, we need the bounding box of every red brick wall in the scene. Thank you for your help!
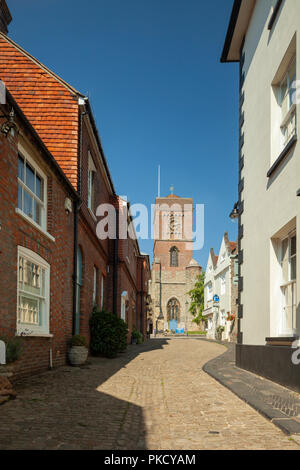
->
[0,111,75,381]
[75,120,113,342]
[77,217,108,342]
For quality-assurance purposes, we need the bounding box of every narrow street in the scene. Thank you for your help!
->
[0,338,298,450]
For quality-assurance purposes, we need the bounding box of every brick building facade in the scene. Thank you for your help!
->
[0,3,150,380]
[148,193,201,333]
[0,91,78,380]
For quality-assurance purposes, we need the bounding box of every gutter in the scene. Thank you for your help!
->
[220,0,242,63]
[72,107,84,334]
[113,206,119,316]
[72,201,79,335]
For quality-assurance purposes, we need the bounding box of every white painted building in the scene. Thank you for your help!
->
[203,233,238,341]
[222,0,300,392]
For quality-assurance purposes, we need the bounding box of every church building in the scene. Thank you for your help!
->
[148,191,201,333]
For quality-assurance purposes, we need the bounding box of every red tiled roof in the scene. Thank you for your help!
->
[0,33,80,188]
[229,241,237,253]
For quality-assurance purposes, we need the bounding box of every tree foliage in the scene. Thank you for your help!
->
[188,272,206,325]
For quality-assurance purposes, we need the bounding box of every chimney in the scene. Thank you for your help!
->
[0,0,12,34]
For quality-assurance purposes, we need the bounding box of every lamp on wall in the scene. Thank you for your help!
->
[229,202,239,220]
[0,108,18,137]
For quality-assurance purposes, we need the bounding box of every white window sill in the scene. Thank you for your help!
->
[16,332,53,338]
[15,208,55,243]
[16,329,53,338]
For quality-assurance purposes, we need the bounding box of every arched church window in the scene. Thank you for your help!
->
[170,246,179,267]
[167,298,180,322]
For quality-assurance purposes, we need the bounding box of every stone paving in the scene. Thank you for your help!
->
[0,338,299,450]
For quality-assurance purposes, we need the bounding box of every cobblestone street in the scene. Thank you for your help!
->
[0,338,299,450]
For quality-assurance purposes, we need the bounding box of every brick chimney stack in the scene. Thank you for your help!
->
[0,0,12,34]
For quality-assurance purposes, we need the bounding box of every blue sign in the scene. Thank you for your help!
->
[213,295,220,303]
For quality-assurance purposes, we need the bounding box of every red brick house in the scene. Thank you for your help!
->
[0,90,78,380]
[108,197,151,338]
[0,3,150,378]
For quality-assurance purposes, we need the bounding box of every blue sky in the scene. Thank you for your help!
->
[8,0,239,269]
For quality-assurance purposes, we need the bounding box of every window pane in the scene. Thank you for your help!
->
[281,93,288,117]
[291,236,296,256]
[19,256,24,289]
[36,173,43,201]
[18,295,40,325]
[23,260,41,296]
[24,190,33,218]
[18,184,23,210]
[289,60,296,84]
[281,78,288,104]
[33,200,41,225]
[26,162,35,193]
[291,256,296,281]
[18,156,24,181]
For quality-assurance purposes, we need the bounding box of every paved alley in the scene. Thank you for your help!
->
[0,338,299,450]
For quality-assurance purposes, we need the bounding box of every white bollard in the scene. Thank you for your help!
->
[0,340,6,365]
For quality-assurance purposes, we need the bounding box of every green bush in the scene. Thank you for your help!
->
[89,307,128,358]
[132,325,144,344]
[70,335,87,348]
[0,335,23,363]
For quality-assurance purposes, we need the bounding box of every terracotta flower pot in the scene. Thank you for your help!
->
[68,346,88,366]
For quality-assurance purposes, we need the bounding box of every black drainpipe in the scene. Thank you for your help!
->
[72,108,84,334]
[72,200,79,335]
[140,259,144,333]
[113,206,119,315]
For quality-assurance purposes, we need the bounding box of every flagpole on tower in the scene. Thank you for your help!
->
[158,165,161,198]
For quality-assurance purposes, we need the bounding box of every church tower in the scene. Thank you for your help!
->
[149,191,201,333]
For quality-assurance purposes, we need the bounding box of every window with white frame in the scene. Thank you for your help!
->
[220,273,226,295]
[18,154,46,229]
[280,233,296,334]
[121,291,128,321]
[17,246,50,335]
[279,58,297,148]
[88,152,96,213]
[207,282,213,301]
[220,310,226,327]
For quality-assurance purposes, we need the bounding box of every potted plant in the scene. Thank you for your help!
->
[68,335,88,366]
[0,336,23,379]
[131,325,144,345]
[131,326,139,344]
[226,312,235,322]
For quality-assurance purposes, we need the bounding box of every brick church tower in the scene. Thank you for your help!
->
[148,191,201,333]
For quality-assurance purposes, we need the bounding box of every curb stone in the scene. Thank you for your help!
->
[202,340,300,437]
